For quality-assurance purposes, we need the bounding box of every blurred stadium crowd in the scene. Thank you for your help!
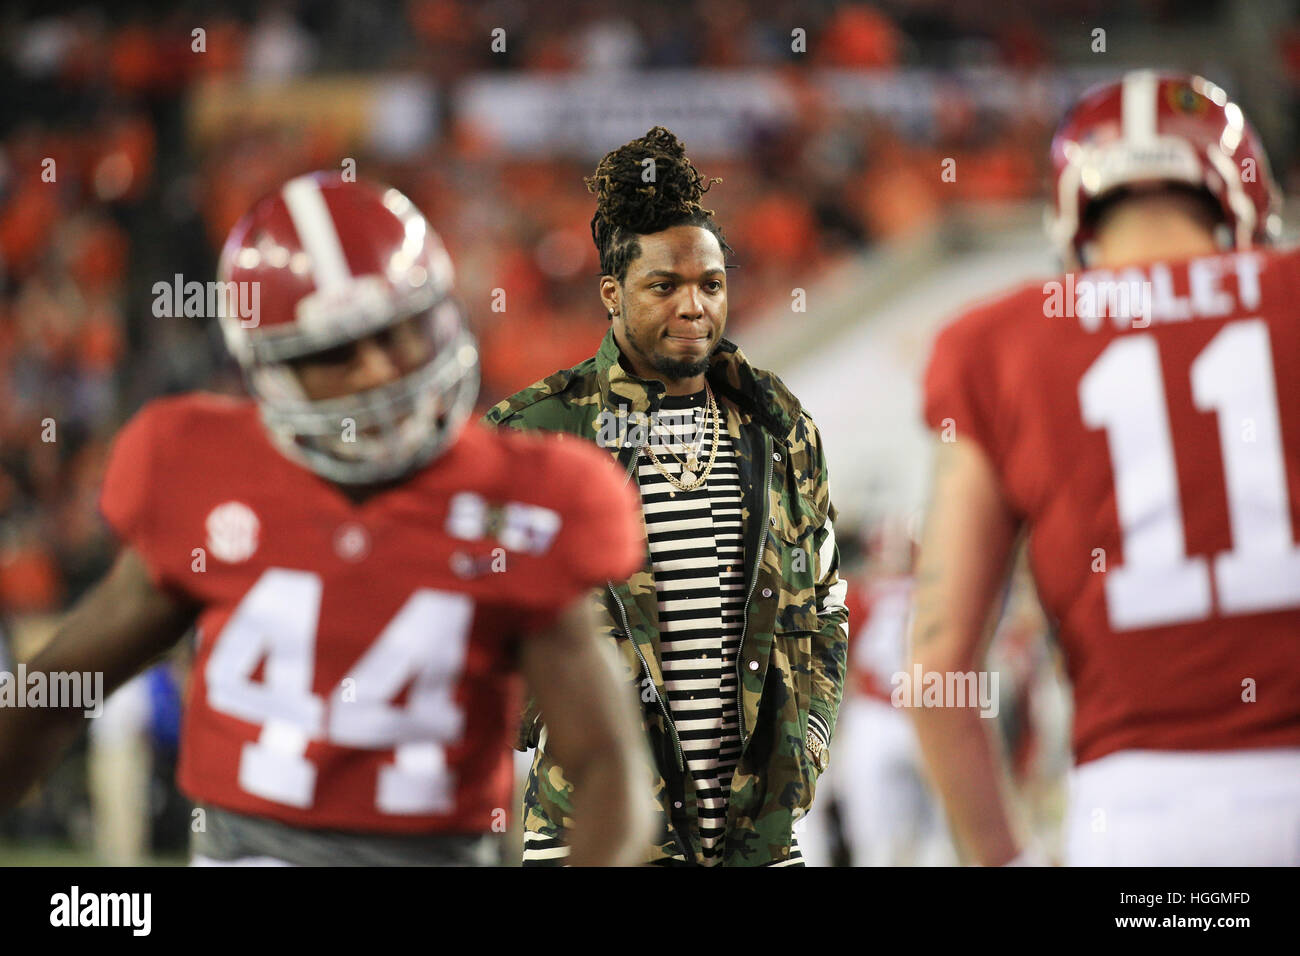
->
[1,0,1297,861]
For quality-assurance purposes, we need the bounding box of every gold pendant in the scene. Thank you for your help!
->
[685,454,699,471]
[680,470,697,485]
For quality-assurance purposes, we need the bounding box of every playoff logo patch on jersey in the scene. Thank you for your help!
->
[445,491,561,555]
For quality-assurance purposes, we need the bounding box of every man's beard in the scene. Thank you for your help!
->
[650,350,712,380]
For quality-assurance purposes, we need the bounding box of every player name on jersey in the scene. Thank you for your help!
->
[1044,251,1264,330]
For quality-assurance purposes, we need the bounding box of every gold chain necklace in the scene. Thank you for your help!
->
[644,384,720,493]
[659,397,709,472]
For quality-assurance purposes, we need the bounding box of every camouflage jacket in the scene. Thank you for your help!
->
[483,328,849,866]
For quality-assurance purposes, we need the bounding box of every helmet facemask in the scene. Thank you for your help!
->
[244,297,480,486]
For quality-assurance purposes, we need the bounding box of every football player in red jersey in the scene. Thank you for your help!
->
[910,71,1300,865]
[0,173,654,866]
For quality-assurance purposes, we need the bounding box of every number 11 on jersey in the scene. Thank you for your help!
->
[1080,318,1300,631]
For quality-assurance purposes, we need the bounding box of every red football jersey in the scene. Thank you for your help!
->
[100,394,644,832]
[847,576,911,705]
[925,246,1300,765]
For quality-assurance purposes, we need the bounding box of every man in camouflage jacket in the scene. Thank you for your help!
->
[484,327,850,866]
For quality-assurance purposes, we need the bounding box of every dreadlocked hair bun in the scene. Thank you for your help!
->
[585,126,730,282]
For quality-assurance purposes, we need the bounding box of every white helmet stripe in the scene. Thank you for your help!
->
[1121,69,1158,144]
[282,176,353,291]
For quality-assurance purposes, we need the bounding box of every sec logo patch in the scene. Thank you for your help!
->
[205,501,260,563]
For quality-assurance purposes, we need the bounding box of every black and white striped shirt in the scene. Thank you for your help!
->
[637,390,746,865]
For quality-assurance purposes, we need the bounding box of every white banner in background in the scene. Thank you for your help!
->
[456,69,799,157]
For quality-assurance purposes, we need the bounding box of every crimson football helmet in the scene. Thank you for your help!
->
[217,173,479,485]
[1047,70,1282,267]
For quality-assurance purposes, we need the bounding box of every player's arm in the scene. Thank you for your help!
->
[519,595,654,867]
[0,547,198,810]
[907,436,1024,866]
